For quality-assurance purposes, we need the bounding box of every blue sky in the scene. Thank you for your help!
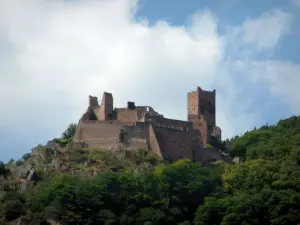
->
[0,0,300,162]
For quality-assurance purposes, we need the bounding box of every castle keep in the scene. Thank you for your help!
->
[73,87,229,164]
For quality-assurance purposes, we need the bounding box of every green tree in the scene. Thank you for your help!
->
[22,153,31,161]
[0,161,11,179]
[62,123,77,140]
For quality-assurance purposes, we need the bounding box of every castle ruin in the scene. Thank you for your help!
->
[73,87,230,164]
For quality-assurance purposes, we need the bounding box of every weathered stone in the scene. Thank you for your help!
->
[52,158,62,171]
[26,169,40,182]
[46,140,61,149]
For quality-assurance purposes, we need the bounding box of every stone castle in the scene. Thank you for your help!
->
[73,86,230,164]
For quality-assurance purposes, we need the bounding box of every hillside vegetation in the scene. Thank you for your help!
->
[1,116,300,224]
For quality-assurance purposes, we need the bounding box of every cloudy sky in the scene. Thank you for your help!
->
[0,0,300,161]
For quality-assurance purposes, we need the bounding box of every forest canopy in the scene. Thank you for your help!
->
[1,116,300,224]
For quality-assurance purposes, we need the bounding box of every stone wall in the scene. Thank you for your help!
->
[84,138,120,149]
[84,137,147,150]
[122,122,148,139]
[194,147,231,164]
[198,88,216,128]
[89,95,99,108]
[74,120,149,150]
[212,126,222,140]
[117,109,138,125]
[97,92,113,121]
[187,89,199,116]
[149,116,193,130]
[148,124,163,158]
[191,118,208,145]
[188,87,216,145]
[74,120,122,141]
[152,126,201,162]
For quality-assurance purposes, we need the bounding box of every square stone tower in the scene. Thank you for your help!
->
[188,87,216,145]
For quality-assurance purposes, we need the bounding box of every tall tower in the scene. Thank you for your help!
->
[98,92,113,120]
[188,87,216,145]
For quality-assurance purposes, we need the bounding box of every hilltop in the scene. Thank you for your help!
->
[1,116,300,224]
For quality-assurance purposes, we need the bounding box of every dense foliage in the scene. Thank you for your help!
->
[1,116,300,224]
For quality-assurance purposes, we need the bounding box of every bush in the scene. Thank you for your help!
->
[15,160,24,166]
[2,200,25,221]
[22,153,31,161]
[68,148,88,163]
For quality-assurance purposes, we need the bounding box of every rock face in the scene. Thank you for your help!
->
[26,168,40,182]
[3,145,60,193]
[7,163,32,179]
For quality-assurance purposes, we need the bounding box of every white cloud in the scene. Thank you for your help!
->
[233,60,300,113]
[240,10,292,50]
[0,0,298,159]
[292,0,300,8]
[223,9,293,59]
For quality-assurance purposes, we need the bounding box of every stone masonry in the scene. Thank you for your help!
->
[73,87,230,164]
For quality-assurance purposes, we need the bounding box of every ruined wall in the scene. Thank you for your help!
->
[80,96,99,120]
[148,124,163,158]
[89,95,99,108]
[188,87,216,145]
[84,138,119,149]
[192,118,208,146]
[122,122,148,139]
[116,109,139,125]
[146,116,193,131]
[212,126,222,140]
[74,120,148,150]
[188,88,200,116]
[97,92,113,121]
[194,147,231,164]
[135,106,162,117]
[84,137,148,150]
[126,138,148,150]
[188,87,216,125]
[81,107,94,121]
[116,106,162,124]
[74,120,122,141]
[198,88,216,128]
[153,126,201,162]
[93,106,102,120]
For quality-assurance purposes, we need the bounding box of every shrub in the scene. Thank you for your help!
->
[2,200,25,221]
[22,153,31,161]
